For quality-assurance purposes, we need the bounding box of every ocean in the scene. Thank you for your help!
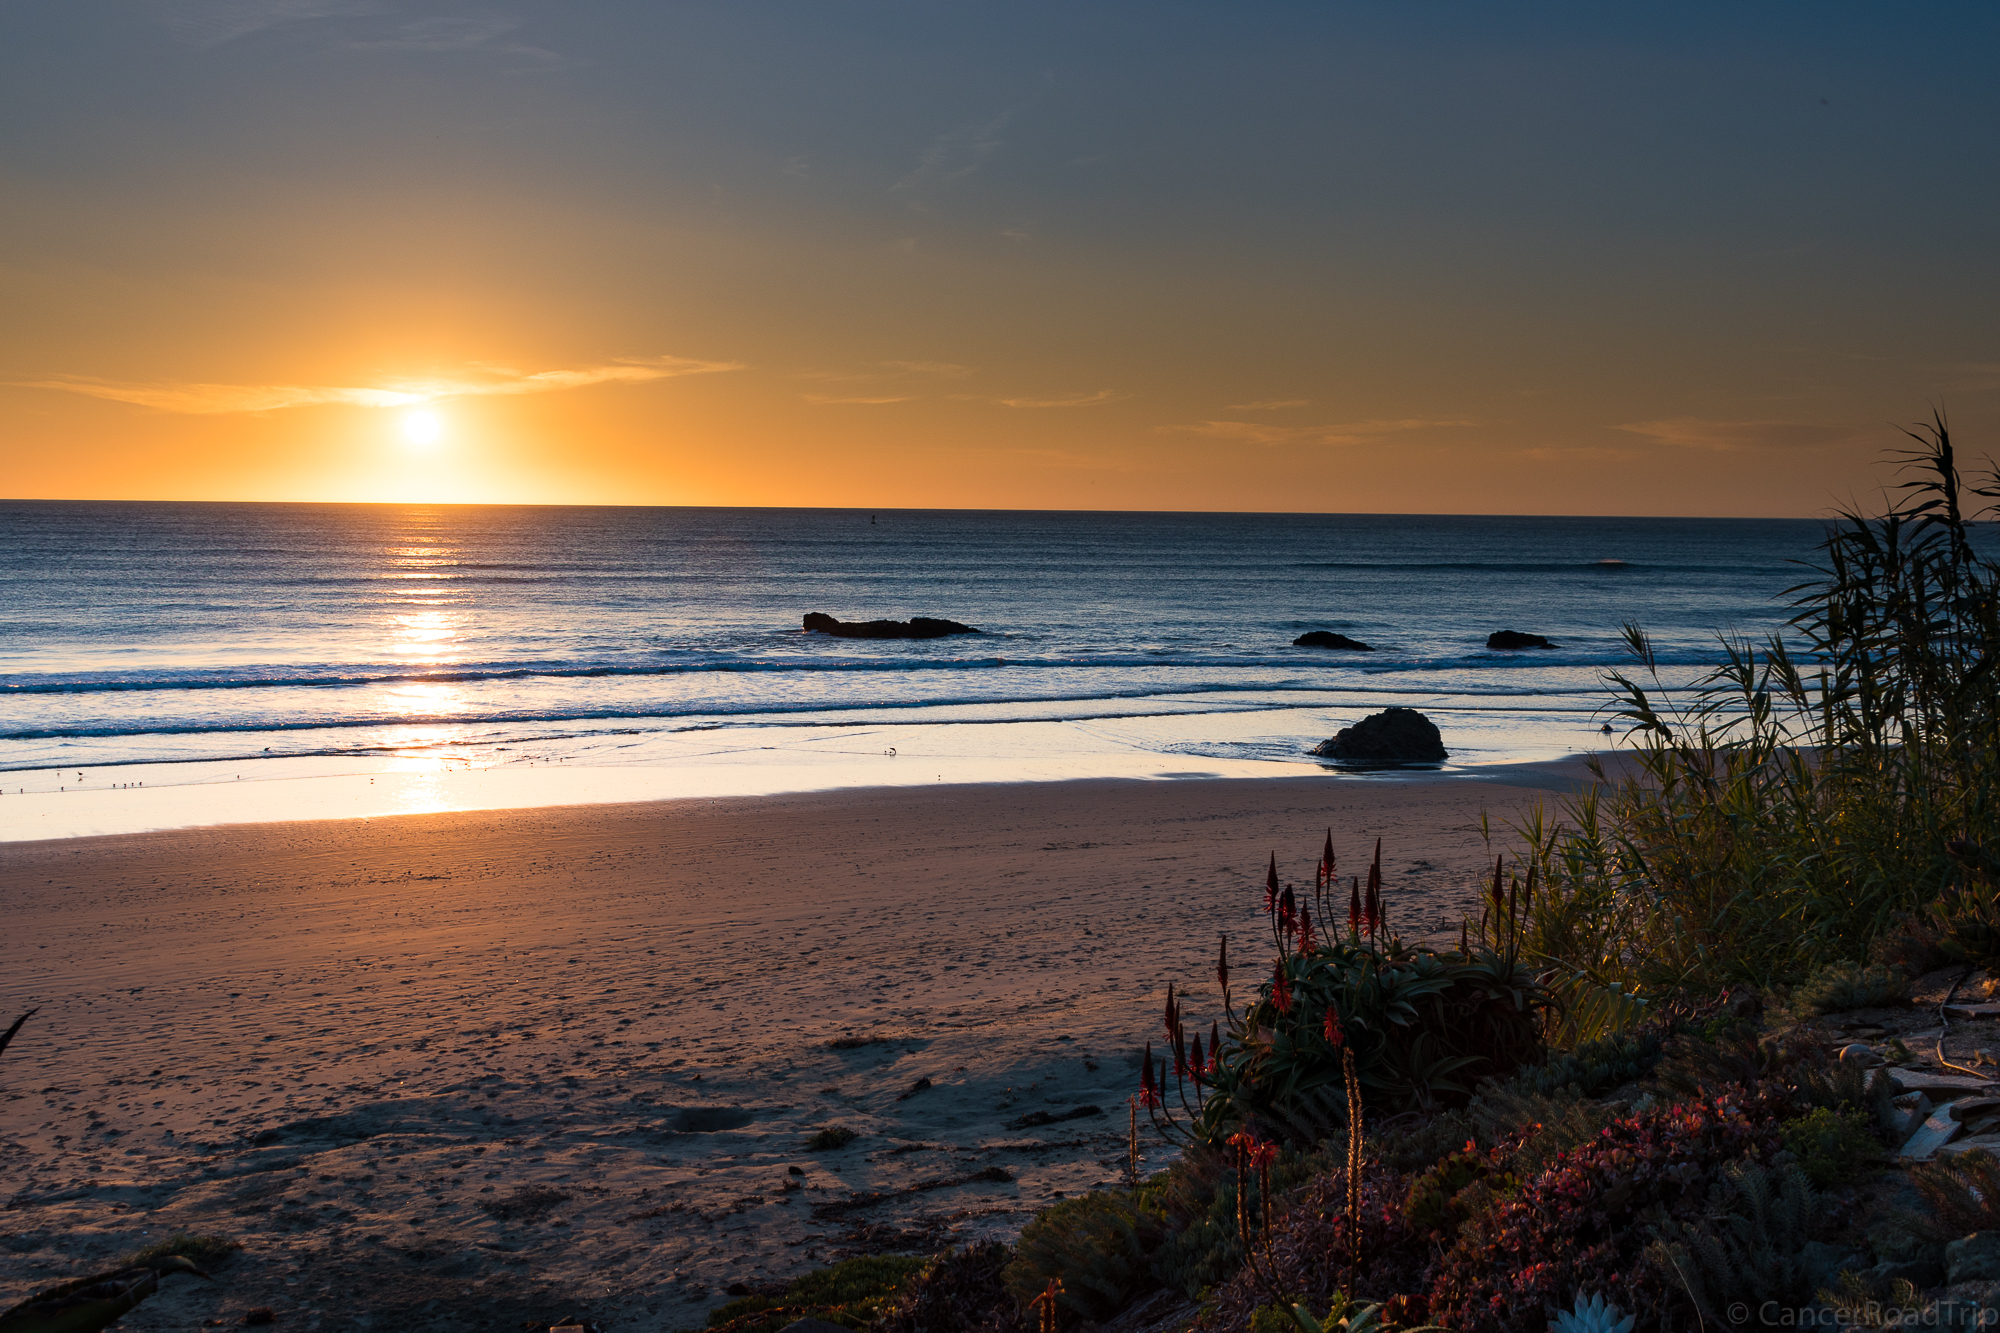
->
[0,500,1834,837]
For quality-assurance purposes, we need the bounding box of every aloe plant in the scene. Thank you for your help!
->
[1145,840,1554,1147]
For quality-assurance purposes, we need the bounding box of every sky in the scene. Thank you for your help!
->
[2,2,1996,515]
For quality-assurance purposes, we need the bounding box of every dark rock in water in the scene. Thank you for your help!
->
[804,612,978,639]
[1310,707,1447,765]
[1487,630,1556,650]
[1294,630,1374,651]
[1007,1105,1105,1130]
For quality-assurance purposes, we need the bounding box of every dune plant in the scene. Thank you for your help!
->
[1143,838,1554,1149]
[873,1243,1022,1333]
[702,1255,930,1333]
[1792,961,1911,1016]
[1502,417,2000,996]
[1903,1146,2000,1239]
[1002,1190,1167,1322]
[1646,1161,1825,1328]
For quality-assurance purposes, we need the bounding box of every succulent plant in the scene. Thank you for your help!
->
[1549,1292,1636,1333]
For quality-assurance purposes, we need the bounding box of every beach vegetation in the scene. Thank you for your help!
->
[701,1254,931,1333]
[1778,1105,1882,1187]
[1501,416,2000,996]
[1117,922,1899,1332]
[1904,1146,2000,1239]
[731,429,1995,1332]
[1144,841,1556,1151]
[873,1242,1021,1333]
[1001,1190,1168,1320]
[1793,960,1913,1015]
[117,1232,240,1270]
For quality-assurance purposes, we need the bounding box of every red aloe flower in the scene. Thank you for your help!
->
[1365,838,1383,934]
[1216,934,1229,990]
[1189,1032,1205,1083]
[1297,904,1315,955]
[1323,1006,1344,1047]
[1264,853,1279,912]
[1348,874,1362,935]
[1321,829,1336,889]
[1164,981,1176,1038]
[1252,1139,1280,1169]
[1209,1020,1221,1072]
[1271,960,1293,1015]
[1139,1041,1161,1107]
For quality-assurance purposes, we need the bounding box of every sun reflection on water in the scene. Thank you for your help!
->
[374,520,475,728]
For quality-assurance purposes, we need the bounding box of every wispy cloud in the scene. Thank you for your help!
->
[144,3,565,65]
[798,361,974,383]
[1227,399,1309,411]
[1168,417,1473,445]
[339,14,565,63]
[144,0,375,46]
[1613,418,1879,452]
[881,361,973,379]
[17,354,742,415]
[996,390,1121,409]
[803,394,913,406]
[958,447,1134,472]
[891,91,1043,207]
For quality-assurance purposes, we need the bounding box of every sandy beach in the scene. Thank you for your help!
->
[1,764,1597,1331]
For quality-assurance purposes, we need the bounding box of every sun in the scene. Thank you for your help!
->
[401,410,444,449]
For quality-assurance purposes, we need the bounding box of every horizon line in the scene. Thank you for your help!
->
[0,495,1840,523]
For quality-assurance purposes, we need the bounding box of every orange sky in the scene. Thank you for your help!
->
[3,3,1995,515]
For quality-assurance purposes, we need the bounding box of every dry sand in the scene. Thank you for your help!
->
[0,764,1597,1331]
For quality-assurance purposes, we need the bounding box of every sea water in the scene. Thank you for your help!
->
[0,501,1833,838]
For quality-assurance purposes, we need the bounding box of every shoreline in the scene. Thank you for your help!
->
[0,744,1621,846]
[0,769,1594,1329]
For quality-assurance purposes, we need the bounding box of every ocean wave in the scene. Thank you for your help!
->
[0,644,1749,697]
[1285,560,1725,572]
[0,675,1630,744]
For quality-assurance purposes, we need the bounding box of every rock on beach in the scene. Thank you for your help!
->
[1310,707,1448,765]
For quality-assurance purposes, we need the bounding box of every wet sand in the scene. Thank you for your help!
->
[0,764,1598,1331]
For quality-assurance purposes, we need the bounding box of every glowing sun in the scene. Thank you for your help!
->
[401,410,444,449]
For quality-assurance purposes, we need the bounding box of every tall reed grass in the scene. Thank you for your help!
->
[1503,415,2000,998]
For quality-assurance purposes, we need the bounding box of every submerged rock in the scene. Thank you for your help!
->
[1293,630,1374,651]
[1487,630,1557,650]
[803,612,978,639]
[1310,707,1447,765]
